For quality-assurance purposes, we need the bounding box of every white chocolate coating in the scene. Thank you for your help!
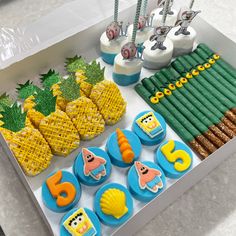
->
[168,26,197,57]
[100,31,128,54]
[113,53,143,75]
[127,24,154,45]
[151,8,178,27]
[142,37,173,70]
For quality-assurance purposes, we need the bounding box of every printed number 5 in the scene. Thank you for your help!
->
[46,170,76,207]
[161,140,191,172]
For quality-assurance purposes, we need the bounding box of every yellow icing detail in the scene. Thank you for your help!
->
[192,69,199,76]
[197,65,205,71]
[164,88,172,96]
[213,54,220,60]
[136,111,163,138]
[180,77,188,84]
[161,140,191,172]
[208,58,215,64]
[204,63,211,69]
[186,73,193,79]
[150,96,159,104]
[175,81,183,88]
[63,208,96,236]
[155,91,164,98]
[100,188,128,219]
[168,84,176,90]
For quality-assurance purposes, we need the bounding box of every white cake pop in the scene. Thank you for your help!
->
[168,0,201,57]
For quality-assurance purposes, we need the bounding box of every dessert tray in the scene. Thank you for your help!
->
[0,1,236,236]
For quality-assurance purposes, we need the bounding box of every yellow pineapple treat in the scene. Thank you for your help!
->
[34,89,80,156]
[60,76,105,140]
[90,80,126,125]
[0,103,52,176]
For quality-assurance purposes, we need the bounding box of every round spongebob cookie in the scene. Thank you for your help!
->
[60,207,101,236]
[127,161,166,202]
[42,170,81,213]
[106,128,142,167]
[73,147,112,186]
[132,110,166,146]
[94,183,133,227]
[155,140,193,179]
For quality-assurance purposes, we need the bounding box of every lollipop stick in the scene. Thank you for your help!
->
[162,0,170,25]
[132,0,143,43]
[189,0,195,9]
[114,0,119,22]
[141,0,148,16]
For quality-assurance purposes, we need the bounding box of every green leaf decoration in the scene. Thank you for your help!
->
[34,89,56,116]
[40,69,62,89]
[65,55,87,73]
[0,103,26,132]
[60,76,81,102]
[17,81,41,99]
[84,60,105,85]
[0,93,13,112]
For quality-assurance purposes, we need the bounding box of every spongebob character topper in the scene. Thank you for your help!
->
[157,0,174,15]
[63,208,97,236]
[136,111,164,138]
[82,148,107,181]
[135,161,163,193]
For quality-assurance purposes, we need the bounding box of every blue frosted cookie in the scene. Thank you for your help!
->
[42,170,81,213]
[127,161,166,202]
[60,207,101,236]
[106,128,142,167]
[94,183,133,227]
[132,110,166,146]
[73,147,112,186]
[155,140,193,179]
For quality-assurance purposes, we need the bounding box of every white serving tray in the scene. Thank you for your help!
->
[1,5,236,236]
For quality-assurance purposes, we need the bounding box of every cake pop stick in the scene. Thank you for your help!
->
[147,76,227,146]
[160,68,236,137]
[135,83,209,159]
[194,48,236,86]
[100,0,128,65]
[141,79,217,153]
[172,59,236,124]
[113,0,143,86]
[197,44,236,79]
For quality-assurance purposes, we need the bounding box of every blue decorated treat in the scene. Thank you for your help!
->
[128,161,166,202]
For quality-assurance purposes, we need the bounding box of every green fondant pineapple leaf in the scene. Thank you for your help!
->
[40,69,62,89]
[0,103,26,132]
[60,76,81,102]
[17,81,41,99]
[34,89,56,116]
[85,60,105,85]
[0,93,13,112]
[65,55,87,73]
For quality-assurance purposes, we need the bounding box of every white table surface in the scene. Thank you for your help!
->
[0,0,236,235]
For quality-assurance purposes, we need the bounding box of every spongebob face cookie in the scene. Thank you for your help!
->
[132,111,166,146]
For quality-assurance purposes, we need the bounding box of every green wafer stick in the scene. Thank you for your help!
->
[141,78,217,153]
[178,56,235,111]
[184,54,236,104]
[150,75,226,146]
[172,59,236,124]
[190,49,236,92]
[197,43,236,79]
[135,83,209,158]
[194,48,236,87]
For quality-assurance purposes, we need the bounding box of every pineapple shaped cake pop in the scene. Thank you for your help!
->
[60,76,105,140]
[34,89,80,156]
[0,103,53,176]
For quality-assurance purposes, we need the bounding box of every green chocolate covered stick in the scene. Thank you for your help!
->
[141,78,217,153]
[135,83,209,159]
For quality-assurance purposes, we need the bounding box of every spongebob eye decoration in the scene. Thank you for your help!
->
[185,72,193,79]
[164,88,172,95]
[208,58,215,64]
[197,65,205,71]
[213,54,220,60]
[191,69,199,76]
[62,208,100,236]
[156,91,165,98]
[168,84,176,90]
[175,81,183,88]
[204,63,211,69]
[180,77,188,84]
[150,96,159,104]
